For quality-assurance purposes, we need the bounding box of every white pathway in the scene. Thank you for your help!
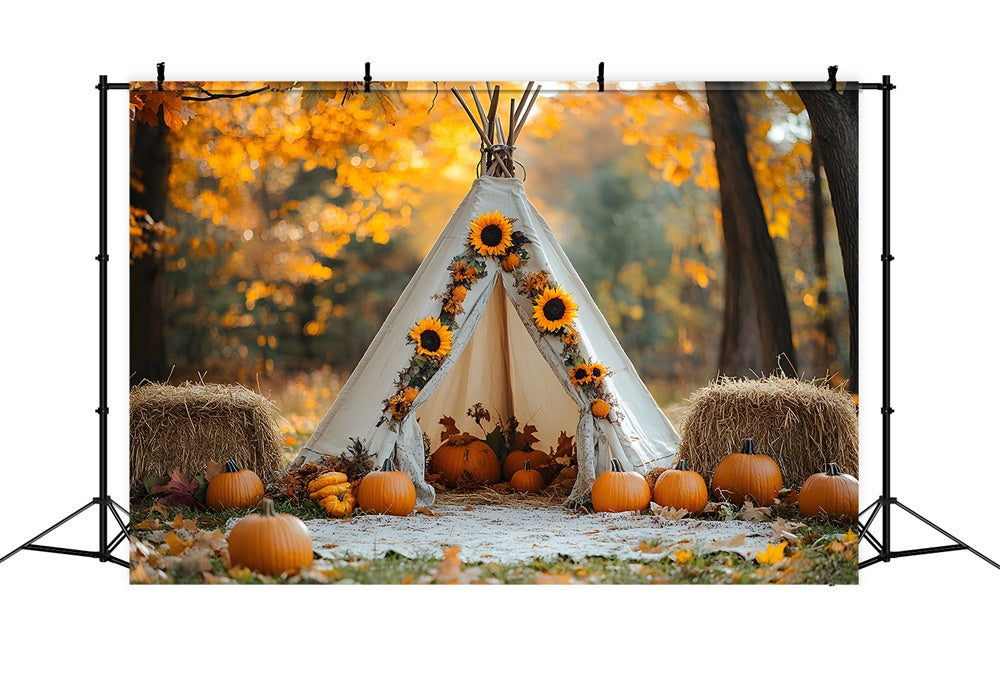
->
[296,504,774,564]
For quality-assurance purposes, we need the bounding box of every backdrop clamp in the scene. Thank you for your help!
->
[597,62,605,92]
[364,62,372,92]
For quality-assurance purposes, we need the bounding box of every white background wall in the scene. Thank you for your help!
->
[1,2,996,678]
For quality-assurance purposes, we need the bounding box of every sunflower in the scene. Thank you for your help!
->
[532,286,578,333]
[562,329,580,346]
[587,362,610,384]
[591,398,611,419]
[469,211,514,257]
[500,252,520,273]
[389,395,410,420]
[409,317,453,359]
[569,363,592,387]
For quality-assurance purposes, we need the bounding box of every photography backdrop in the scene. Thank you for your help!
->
[1,1,997,677]
[128,79,859,584]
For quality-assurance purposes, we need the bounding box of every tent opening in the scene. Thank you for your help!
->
[416,275,581,456]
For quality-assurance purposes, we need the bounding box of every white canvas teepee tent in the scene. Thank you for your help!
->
[296,84,680,505]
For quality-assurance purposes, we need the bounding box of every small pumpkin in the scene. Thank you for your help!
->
[711,439,783,506]
[321,491,356,518]
[206,459,265,511]
[357,458,416,516]
[799,463,859,520]
[227,498,313,575]
[510,461,544,493]
[653,459,708,514]
[309,481,351,501]
[591,458,651,513]
[308,471,348,492]
[430,437,501,487]
[503,449,550,481]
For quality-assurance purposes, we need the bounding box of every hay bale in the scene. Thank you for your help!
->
[679,376,858,489]
[130,382,284,493]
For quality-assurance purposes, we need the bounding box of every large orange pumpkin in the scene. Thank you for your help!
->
[591,459,651,513]
[357,458,416,516]
[227,498,313,575]
[503,449,550,481]
[653,459,708,514]
[430,438,500,487]
[206,459,265,511]
[711,439,783,506]
[799,463,859,520]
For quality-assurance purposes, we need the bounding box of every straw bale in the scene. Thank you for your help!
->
[130,382,284,493]
[679,376,858,489]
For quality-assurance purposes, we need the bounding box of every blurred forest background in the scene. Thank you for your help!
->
[129,80,856,438]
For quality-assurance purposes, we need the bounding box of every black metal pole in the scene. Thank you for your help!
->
[880,73,892,563]
[98,74,109,562]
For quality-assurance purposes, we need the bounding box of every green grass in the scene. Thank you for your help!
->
[129,500,858,585]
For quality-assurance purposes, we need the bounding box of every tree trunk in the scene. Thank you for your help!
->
[811,141,837,370]
[130,120,172,385]
[707,89,797,377]
[795,85,859,392]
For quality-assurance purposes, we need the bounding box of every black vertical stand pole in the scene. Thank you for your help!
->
[0,75,131,570]
[858,74,999,571]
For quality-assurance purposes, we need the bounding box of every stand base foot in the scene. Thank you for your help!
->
[0,497,131,568]
[858,497,1000,571]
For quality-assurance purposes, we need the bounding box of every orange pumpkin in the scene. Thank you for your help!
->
[591,459,651,513]
[510,461,544,493]
[799,463,859,520]
[206,459,265,511]
[503,449,550,481]
[357,458,416,516]
[711,439,783,506]
[430,438,500,487]
[227,498,313,575]
[653,459,708,514]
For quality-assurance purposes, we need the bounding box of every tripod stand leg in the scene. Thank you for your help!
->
[857,500,883,555]
[893,501,1000,571]
[0,500,98,564]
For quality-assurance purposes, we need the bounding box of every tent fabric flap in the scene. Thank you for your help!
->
[296,177,681,506]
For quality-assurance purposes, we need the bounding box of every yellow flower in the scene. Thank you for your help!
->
[756,541,788,565]
[443,297,463,316]
[562,329,580,346]
[569,364,592,387]
[523,271,551,298]
[451,285,467,302]
[500,252,520,272]
[409,317,453,359]
[452,261,470,282]
[532,286,578,333]
[389,396,409,420]
[402,387,419,403]
[591,398,611,419]
[672,549,693,564]
[469,211,514,257]
[587,362,610,385]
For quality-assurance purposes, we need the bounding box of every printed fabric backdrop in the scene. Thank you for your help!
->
[128,80,860,585]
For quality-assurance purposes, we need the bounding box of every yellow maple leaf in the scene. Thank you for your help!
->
[164,531,192,557]
[756,541,788,565]
[842,529,858,544]
[672,549,693,564]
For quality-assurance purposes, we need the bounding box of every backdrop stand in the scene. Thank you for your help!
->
[2,70,996,574]
[857,74,999,571]
[0,75,131,569]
